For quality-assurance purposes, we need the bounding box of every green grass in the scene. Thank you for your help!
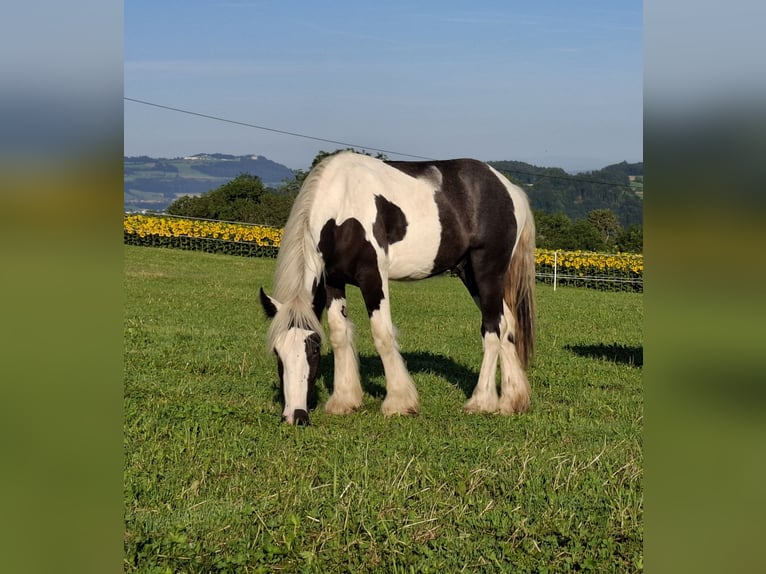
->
[125,245,643,573]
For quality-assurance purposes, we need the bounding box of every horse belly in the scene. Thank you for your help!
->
[379,182,442,280]
[386,227,441,280]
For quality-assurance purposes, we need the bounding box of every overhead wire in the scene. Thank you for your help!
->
[125,96,640,190]
[124,97,435,161]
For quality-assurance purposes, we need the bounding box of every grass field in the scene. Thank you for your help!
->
[124,245,643,573]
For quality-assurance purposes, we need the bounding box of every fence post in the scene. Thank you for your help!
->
[553,250,558,292]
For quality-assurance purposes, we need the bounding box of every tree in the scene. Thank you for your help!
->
[166,193,211,219]
[534,210,607,251]
[615,224,643,253]
[568,220,606,251]
[277,169,308,196]
[257,192,297,227]
[534,211,572,249]
[166,173,267,222]
[587,209,622,248]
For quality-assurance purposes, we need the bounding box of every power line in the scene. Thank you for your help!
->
[125,96,640,190]
[493,167,639,190]
[124,97,435,161]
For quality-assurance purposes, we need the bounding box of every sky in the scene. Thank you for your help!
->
[124,0,643,172]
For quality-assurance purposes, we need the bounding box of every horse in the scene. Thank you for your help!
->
[259,151,536,425]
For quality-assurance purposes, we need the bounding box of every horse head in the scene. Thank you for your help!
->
[259,288,321,425]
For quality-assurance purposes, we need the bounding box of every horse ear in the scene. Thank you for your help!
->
[259,287,281,319]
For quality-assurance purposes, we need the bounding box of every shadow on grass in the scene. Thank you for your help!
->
[565,343,643,367]
[321,351,479,399]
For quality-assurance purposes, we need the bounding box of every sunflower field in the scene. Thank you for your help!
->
[535,248,643,291]
[124,214,643,291]
[123,213,281,258]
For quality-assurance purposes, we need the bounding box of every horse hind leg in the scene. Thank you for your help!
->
[457,257,502,414]
[497,302,531,414]
[463,329,501,413]
[324,289,363,415]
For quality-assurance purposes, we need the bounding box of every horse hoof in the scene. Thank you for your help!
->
[381,401,419,417]
[325,396,362,415]
[282,409,310,425]
[463,395,499,414]
[498,395,530,414]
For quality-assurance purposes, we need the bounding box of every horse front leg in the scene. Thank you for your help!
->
[324,283,363,415]
[362,279,419,417]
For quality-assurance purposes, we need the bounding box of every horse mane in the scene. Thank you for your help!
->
[266,156,334,351]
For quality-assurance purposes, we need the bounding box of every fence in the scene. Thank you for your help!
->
[123,212,280,258]
[534,249,643,292]
[124,213,643,292]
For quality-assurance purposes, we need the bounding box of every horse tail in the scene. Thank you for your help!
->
[504,205,536,369]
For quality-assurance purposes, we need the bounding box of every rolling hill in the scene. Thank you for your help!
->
[124,153,294,212]
[489,160,643,227]
[124,153,643,226]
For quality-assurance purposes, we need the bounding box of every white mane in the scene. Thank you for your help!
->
[265,157,334,351]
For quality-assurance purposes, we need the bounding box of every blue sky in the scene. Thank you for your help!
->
[124,0,642,172]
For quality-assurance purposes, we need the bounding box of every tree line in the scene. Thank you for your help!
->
[166,173,295,227]
[166,149,643,253]
[490,160,643,228]
[534,210,642,253]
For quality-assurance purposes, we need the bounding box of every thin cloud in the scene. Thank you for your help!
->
[216,1,267,8]
[125,59,298,77]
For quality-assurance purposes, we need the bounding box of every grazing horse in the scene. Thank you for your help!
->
[260,151,536,425]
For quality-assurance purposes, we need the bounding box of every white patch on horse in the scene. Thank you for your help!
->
[309,153,442,280]
[273,327,313,423]
[464,331,501,413]
[498,301,531,413]
[370,303,420,416]
[324,297,363,414]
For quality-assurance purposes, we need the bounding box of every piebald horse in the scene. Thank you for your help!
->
[260,151,536,425]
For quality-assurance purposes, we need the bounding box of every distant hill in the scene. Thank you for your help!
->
[489,160,643,227]
[124,153,294,212]
[124,153,643,226]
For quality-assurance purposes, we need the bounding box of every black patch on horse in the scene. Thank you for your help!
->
[259,287,278,318]
[310,277,326,320]
[372,195,407,253]
[318,218,385,315]
[305,332,321,386]
[386,159,517,278]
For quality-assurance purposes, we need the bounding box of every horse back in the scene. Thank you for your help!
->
[309,153,523,280]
